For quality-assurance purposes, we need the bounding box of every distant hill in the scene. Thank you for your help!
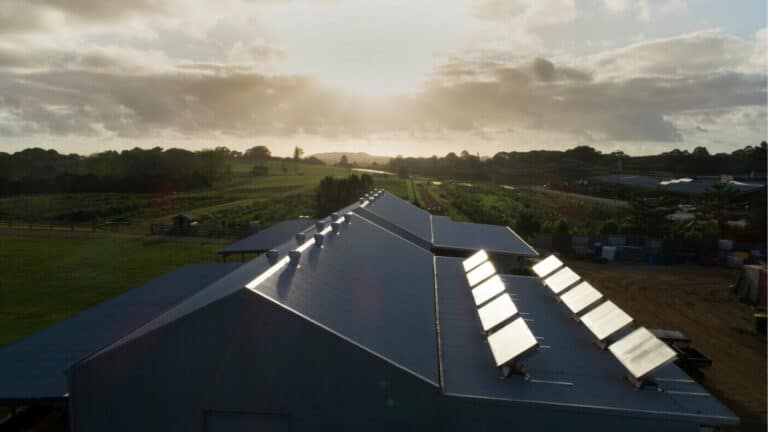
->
[309,152,391,166]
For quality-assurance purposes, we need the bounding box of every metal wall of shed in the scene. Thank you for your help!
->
[69,288,710,432]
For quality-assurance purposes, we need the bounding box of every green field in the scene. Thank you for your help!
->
[415,181,629,236]
[0,169,412,348]
[0,160,351,235]
[0,236,222,348]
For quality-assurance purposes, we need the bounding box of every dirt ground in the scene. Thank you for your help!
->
[566,260,766,431]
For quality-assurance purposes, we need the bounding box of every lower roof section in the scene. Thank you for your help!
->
[219,218,316,256]
[434,257,737,425]
[0,263,240,403]
[431,215,538,257]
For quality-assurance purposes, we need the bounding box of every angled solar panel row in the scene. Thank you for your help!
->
[531,254,564,278]
[609,327,677,381]
[530,254,677,383]
[542,266,581,295]
[462,250,538,376]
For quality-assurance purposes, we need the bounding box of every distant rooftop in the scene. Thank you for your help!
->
[591,174,765,195]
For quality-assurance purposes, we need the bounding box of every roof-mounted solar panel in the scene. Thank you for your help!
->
[487,317,539,372]
[471,275,505,307]
[466,261,496,288]
[532,254,564,278]
[580,300,633,343]
[609,327,677,381]
[560,281,603,316]
[477,293,518,333]
[462,249,489,272]
[542,266,580,295]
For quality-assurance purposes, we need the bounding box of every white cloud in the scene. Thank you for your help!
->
[584,29,761,80]
[473,0,578,27]
[602,0,687,23]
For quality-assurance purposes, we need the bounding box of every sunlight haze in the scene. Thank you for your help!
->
[0,0,765,157]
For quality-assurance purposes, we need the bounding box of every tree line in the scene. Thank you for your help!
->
[387,142,767,184]
[316,174,374,217]
[0,145,323,195]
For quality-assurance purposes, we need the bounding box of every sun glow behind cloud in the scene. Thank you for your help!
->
[261,0,478,98]
[0,0,765,156]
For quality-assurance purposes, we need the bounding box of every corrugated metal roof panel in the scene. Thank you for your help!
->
[249,213,439,385]
[432,215,538,257]
[0,263,240,402]
[435,256,737,424]
[358,191,432,244]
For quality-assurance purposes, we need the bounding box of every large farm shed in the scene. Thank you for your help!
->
[0,191,736,431]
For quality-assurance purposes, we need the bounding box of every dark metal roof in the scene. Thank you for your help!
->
[249,213,440,385]
[0,263,240,403]
[357,191,432,247]
[219,218,316,255]
[664,180,764,195]
[431,215,538,256]
[85,204,372,361]
[434,256,737,424]
[87,211,439,386]
[591,175,765,196]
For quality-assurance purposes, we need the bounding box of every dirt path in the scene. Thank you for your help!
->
[415,183,443,213]
[567,260,766,430]
[0,228,233,244]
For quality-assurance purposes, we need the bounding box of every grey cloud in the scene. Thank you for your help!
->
[0,0,170,34]
[0,29,764,144]
[405,58,764,142]
[0,70,367,137]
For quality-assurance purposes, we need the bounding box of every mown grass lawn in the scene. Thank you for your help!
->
[0,235,222,348]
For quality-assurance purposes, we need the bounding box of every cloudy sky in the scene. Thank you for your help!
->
[0,0,765,157]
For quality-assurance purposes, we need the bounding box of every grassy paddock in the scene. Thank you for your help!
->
[0,161,351,234]
[0,236,222,348]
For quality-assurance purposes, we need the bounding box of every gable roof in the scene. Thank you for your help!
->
[0,263,240,403]
[245,213,439,384]
[219,218,316,255]
[83,212,440,386]
[434,256,737,424]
